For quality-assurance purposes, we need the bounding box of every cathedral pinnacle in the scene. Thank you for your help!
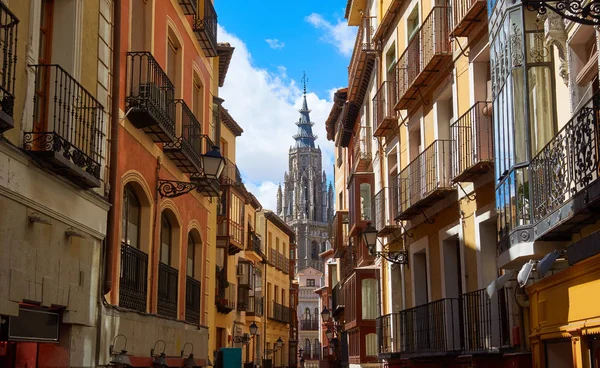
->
[293,72,317,148]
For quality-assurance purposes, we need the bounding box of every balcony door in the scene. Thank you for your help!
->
[34,0,54,133]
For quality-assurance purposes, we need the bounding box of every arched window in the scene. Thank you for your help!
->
[187,233,195,277]
[314,338,320,358]
[122,185,141,248]
[304,339,311,357]
[304,307,311,321]
[314,307,319,320]
[192,73,204,123]
[160,214,172,264]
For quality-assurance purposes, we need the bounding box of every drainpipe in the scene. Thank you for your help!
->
[104,0,122,296]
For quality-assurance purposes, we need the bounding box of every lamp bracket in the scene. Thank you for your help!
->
[158,178,220,198]
[522,0,600,26]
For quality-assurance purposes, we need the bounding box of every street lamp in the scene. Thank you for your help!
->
[320,307,331,323]
[325,329,333,341]
[363,222,408,265]
[109,334,132,368]
[200,146,226,180]
[276,337,284,349]
[249,322,259,336]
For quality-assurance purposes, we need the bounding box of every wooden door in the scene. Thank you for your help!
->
[34,0,54,133]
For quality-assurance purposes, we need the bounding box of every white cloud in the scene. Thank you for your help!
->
[305,13,357,57]
[265,38,285,49]
[219,26,336,212]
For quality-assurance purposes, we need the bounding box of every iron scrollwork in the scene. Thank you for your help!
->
[522,0,600,26]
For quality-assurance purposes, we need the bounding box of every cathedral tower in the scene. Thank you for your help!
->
[277,77,333,273]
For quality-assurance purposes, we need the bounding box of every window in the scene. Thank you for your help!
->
[360,183,372,220]
[304,339,311,357]
[311,241,319,260]
[365,333,377,356]
[304,307,311,320]
[160,214,172,264]
[34,0,54,133]
[192,76,204,122]
[167,38,178,84]
[122,185,141,248]
[306,279,315,287]
[187,234,195,277]
[361,278,378,319]
[407,5,420,41]
[131,0,149,51]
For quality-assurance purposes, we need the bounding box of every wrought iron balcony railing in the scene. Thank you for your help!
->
[451,0,487,37]
[531,92,600,224]
[24,64,105,189]
[377,312,402,357]
[164,100,211,173]
[395,7,452,110]
[216,282,236,313]
[157,262,178,319]
[348,16,377,104]
[269,302,290,323]
[193,0,218,57]
[185,276,201,325]
[178,0,197,15]
[373,81,397,137]
[450,102,493,182]
[461,288,510,353]
[220,158,243,185]
[249,232,262,254]
[0,2,18,133]
[301,320,319,331]
[125,52,176,142]
[353,126,372,172]
[395,140,454,220]
[119,243,148,312]
[400,298,462,355]
[247,296,264,317]
[372,188,400,236]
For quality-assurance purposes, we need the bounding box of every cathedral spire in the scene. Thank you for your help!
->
[293,72,317,148]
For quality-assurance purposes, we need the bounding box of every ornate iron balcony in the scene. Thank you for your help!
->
[0,2,18,133]
[164,100,209,173]
[301,320,319,331]
[185,276,201,325]
[451,0,487,38]
[450,101,494,182]
[395,7,452,110]
[178,0,197,15]
[373,80,397,137]
[193,0,218,57]
[157,262,179,319]
[531,91,600,232]
[24,64,105,189]
[217,217,244,255]
[125,52,176,142]
[269,302,290,324]
[395,140,455,220]
[119,243,148,312]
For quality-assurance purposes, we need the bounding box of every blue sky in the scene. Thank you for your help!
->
[217,1,352,100]
[217,1,356,211]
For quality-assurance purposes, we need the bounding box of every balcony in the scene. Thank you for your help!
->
[332,284,345,317]
[331,210,349,250]
[395,7,452,110]
[400,298,462,356]
[164,100,211,173]
[461,288,510,353]
[301,320,319,331]
[185,276,201,325]
[395,140,454,221]
[372,188,400,236]
[247,296,264,317]
[193,0,218,57]
[376,312,402,358]
[269,302,290,324]
[373,81,397,137]
[451,0,487,38]
[0,3,18,133]
[531,92,600,240]
[339,246,356,282]
[217,218,244,255]
[125,52,176,142]
[450,101,493,183]
[220,158,243,186]
[24,64,104,189]
[157,262,178,319]
[216,282,236,314]
[177,0,197,15]
[348,16,377,105]
[353,126,372,172]
[119,243,148,312]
